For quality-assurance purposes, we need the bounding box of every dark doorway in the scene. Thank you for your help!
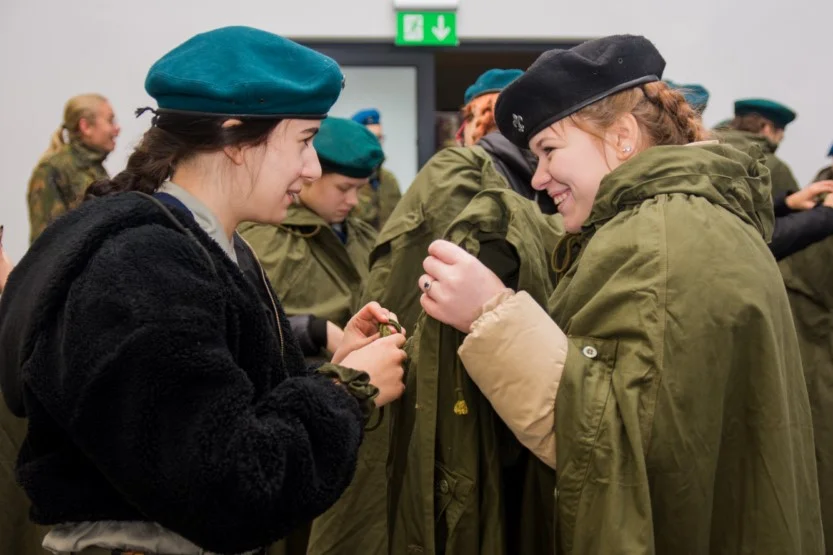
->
[435,50,536,111]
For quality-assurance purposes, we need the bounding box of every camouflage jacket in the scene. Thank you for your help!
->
[27,140,109,243]
[353,167,402,231]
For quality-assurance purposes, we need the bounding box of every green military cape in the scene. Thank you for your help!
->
[549,144,823,554]
[388,189,564,555]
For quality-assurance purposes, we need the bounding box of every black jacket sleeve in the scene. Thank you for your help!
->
[288,314,329,356]
[46,227,364,553]
[772,191,795,218]
[770,206,833,260]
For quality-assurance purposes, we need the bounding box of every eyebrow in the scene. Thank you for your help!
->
[302,127,320,138]
[533,126,565,150]
[532,135,552,151]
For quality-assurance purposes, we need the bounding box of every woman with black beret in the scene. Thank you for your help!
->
[418,35,823,553]
[0,26,406,555]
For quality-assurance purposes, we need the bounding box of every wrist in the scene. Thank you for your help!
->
[468,288,515,333]
[316,363,379,422]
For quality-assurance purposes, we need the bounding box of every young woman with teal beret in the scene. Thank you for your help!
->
[0,26,406,555]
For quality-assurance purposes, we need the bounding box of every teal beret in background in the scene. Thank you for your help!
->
[665,80,710,111]
[734,98,797,129]
[145,26,344,118]
[314,118,384,178]
[464,69,523,105]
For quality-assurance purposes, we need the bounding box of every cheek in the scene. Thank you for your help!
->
[331,189,349,209]
[572,146,607,194]
[273,148,302,186]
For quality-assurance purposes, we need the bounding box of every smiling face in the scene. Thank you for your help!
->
[79,101,120,153]
[528,115,643,233]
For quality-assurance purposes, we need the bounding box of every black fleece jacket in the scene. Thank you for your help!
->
[0,193,365,554]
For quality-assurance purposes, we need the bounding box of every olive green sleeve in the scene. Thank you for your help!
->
[377,169,403,230]
[315,363,379,424]
[766,156,801,196]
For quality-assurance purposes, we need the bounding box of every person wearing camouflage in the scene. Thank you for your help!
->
[350,109,402,230]
[26,94,119,243]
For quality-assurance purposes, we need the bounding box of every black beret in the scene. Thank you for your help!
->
[495,35,666,147]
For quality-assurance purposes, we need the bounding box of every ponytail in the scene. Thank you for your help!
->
[86,126,177,199]
[86,110,282,200]
[41,126,68,161]
[463,93,499,145]
[640,82,708,144]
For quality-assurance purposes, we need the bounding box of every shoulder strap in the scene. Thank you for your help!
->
[152,191,192,217]
[132,191,217,277]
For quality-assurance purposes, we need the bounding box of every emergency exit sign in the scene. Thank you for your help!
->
[396,11,458,46]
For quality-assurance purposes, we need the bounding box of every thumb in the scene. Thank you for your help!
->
[378,332,407,349]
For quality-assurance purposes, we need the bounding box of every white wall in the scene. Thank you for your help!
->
[330,67,419,192]
[1,0,831,260]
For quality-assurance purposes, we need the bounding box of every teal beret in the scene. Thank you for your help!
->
[464,69,523,105]
[734,98,797,129]
[665,80,710,111]
[145,26,344,118]
[351,109,380,126]
[314,118,384,178]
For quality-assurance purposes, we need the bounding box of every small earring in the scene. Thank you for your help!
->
[622,145,633,154]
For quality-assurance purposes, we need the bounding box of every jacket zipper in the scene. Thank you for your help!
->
[239,236,285,362]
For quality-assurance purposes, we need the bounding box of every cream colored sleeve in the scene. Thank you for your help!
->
[457,291,567,469]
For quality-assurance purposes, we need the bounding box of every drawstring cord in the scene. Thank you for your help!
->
[135,106,159,127]
[551,233,583,278]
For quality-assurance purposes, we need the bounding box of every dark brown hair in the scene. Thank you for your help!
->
[85,112,281,199]
[729,113,778,134]
[571,81,709,147]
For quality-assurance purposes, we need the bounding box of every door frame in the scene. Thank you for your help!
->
[299,42,436,167]
[298,40,579,167]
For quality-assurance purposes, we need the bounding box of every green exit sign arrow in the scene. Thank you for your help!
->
[396,11,458,47]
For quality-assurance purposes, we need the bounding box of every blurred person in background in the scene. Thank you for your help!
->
[306,66,555,555]
[719,98,799,195]
[815,142,833,182]
[27,94,120,243]
[351,108,402,230]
